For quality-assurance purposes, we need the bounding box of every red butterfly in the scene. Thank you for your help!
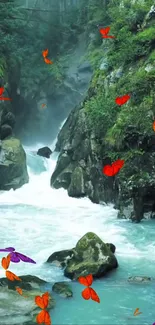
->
[0,87,11,101]
[103,159,124,177]
[78,274,100,303]
[115,94,130,106]
[99,26,115,39]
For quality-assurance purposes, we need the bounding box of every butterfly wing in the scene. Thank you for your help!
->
[112,159,124,169]
[16,252,36,264]
[36,310,46,324]
[16,287,23,296]
[44,57,53,64]
[104,26,110,35]
[0,97,11,101]
[10,252,20,263]
[1,255,11,270]
[78,274,93,286]
[0,247,15,252]
[0,87,4,96]
[35,295,45,309]
[153,121,155,131]
[90,288,100,303]
[44,310,51,325]
[103,165,113,176]
[36,310,51,325]
[81,287,91,300]
[6,270,22,281]
[42,292,50,309]
[42,49,48,58]
[99,27,110,36]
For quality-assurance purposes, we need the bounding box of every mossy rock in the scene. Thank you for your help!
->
[64,232,118,280]
[52,281,73,298]
[0,275,55,325]
[46,249,74,267]
[0,137,29,190]
[68,166,85,197]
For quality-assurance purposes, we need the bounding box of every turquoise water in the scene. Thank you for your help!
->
[0,147,155,324]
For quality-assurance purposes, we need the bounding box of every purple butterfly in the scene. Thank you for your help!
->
[0,247,36,264]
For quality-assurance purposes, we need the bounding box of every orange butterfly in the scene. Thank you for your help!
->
[42,49,48,58]
[1,254,11,270]
[35,292,50,309]
[153,121,155,131]
[133,308,142,316]
[0,87,11,100]
[35,292,51,325]
[5,270,22,281]
[44,58,53,64]
[36,310,51,325]
[82,287,100,303]
[16,287,28,298]
[78,274,100,303]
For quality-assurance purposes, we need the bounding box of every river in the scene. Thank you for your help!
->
[0,140,154,325]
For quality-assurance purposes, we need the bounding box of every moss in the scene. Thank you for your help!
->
[2,137,26,164]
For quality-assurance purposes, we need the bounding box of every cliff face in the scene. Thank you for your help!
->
[51,1,155,222]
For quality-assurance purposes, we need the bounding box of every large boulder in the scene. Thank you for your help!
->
[0,137,29,190]
[37,146,52,158]
[64,232,118,280]
[0,275,55,325]
[47,233,118,280]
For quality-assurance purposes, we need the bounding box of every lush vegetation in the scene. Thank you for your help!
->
[83,0,155,144]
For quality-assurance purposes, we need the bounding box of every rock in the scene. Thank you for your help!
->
[0,137,29,190]
[1,112,16,128]
[0,124,12,140]
[64,232,118,280]
[51,164,74,190]
[52,282,73,298]
[0,275,55,325]
[46,249,74,267]
[128,276,151,283]
[37,146,52,158]
[106,243,116,254]
[51,153,72,188]
[68,166,85,197]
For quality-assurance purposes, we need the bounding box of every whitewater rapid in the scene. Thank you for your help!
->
[0,139,155,285]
